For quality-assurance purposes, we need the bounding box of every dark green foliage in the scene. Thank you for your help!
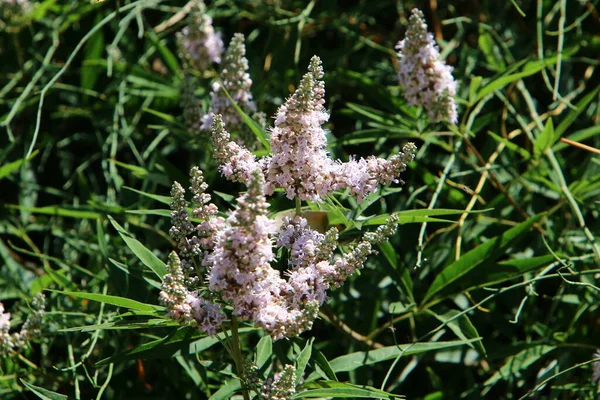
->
[1,0,599,399]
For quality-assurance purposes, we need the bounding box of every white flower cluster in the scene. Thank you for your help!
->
[0,0,31,22]
[159,170,400,340]
[259,364,297,400]
[396,8,458,124]
[177,0,224,72]
[212,56,417,202]
[201,33,261,147]
[0,294,45,356]
[211,114,261,185]
[244,362,298,400]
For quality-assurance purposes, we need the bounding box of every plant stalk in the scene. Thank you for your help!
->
[295,197,302,216]
[230,316,250,400]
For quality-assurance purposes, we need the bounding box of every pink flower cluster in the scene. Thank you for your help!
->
[396,8,458,124]
[160,170,400,340]
[159,252,225,336]
[211,115,262,185]
[177,0,224,71]
[201,33,261,147]
[211,56,417,202]
[205,172,318,339]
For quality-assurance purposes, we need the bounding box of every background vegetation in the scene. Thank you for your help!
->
[1,0,599,398]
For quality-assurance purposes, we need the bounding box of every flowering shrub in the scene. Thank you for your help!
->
[1,1,599,399]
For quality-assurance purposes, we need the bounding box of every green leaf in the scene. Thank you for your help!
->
[123,186,171,205]
[0,150,39,181]
[475,66,544,102]
[446,254,555,295]
[533,118,556,159]
[6,205,102,219]
[146,29,181,76]
[553,124,600,152]
[484,345,555,387]
[97,218,109,258]
[294,381,401,398]
[208,379,242,400]
[345,102,397,125]
[473,52,577,103]
[53,290,161,312]
[379,241,414,301]
[429,310,486,357]
[108,215,167,279]
[469,76,483,104]
[108,159,170,186]
[80,13,104,95]
[422,213,544,306]
[143,107,178,124]
[306,340,480,381]
[59,319,174,332]
[96,327,255,365]
[220,85,270,150]
[213,190,235,203]
[487,131,531,160]
[96,328,201,365]
[20,379,69,400]
[256,335,273,368]
[296,337,314,383]
[362,208,493,226]
[125,75,179,97]
[313,351,338,382]
[478,28,505,72]
[126,209,171,217]
[388,302,416,315]
[555,84,600,138]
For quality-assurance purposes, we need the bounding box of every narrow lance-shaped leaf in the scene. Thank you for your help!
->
[96,327,256,366]
[533,118,556,159]
[53,290,162,312]
[555,84,600,138]
[361,208,493,226]
[296,337,314,383]
[108,215,167,279]
[473,50,577,103]
[294,381,402,398]
[447,254,555,296]
[0,150,39,181]
[429,309,487,358]
[209,379,242,400]
[313,351,338,382]
[484,345,556,387]
[422,213,544,306]
[255,335,273,368]
[20,379,69,400]
[220,84,270,150]
[306,339,480,381]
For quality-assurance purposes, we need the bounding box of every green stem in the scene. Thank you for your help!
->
[295,197,302,216]
[230,316,250,400]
